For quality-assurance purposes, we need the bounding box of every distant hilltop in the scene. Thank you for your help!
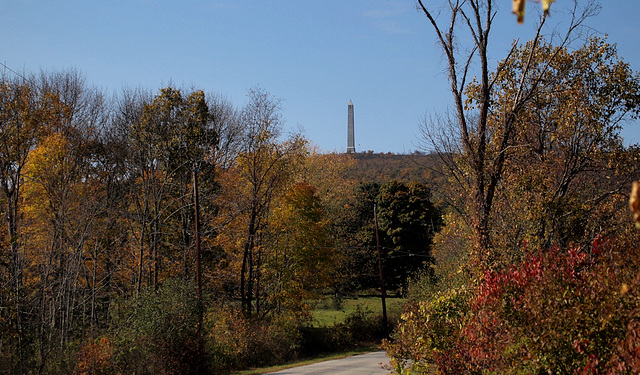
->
[348,151,445,190]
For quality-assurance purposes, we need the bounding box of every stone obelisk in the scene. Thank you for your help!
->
[347,100,355,153]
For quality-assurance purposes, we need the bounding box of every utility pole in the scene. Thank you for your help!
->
[373,204,388,333]
[193,167,202,301]
[193,165,203,356]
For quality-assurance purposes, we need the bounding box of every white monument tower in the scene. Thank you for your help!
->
[347,100,355,153]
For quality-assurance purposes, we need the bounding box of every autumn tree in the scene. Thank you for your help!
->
[36,69,109,137]
[264,181,335,315]
[25,70,116,370]
[229,87,307,316]
[0,73,72,370]
[418,0,599,264]
[22,132,89,356]
[466,37,640,256]
[126,87,216,293]
[83,122,131,327]
[0,69,115,372]
[297,150,357,232]
[0,78,38,334]
[296,151,358,292]
[34,69,113,329]
[390,9,640,372]
[161,88,217,286]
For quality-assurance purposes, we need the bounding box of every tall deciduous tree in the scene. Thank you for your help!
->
[84,124,130,327]
[466,37,640,255]
[265,181,334,315]
[208,93,243,172]
[22,131,90,356]
[127,87,216,293]
[417,0,598,264]
[297,151,358,293]
[36,69,109,137]
[0,69,111,371]
[34,69,112,333]
[233,87,306,316]
[0,74,67,368]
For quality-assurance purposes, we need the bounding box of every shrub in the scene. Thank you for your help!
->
[109,278,205,374]
[74,336,113,375]
[460,241,634,374]
[204,306,304,372]
[204,305,249,371]
[386,237,640,374]
[342,304,387,344]
[205,301,392,372]
[383,286,469,374]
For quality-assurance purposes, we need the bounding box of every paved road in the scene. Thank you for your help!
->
[266,351,394,374]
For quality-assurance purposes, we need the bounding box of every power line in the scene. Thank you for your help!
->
[0,61,27,81]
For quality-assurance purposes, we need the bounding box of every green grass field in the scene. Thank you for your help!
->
[310,296,406,327]
[230,297,406,374]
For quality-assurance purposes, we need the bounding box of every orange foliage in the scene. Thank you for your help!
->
[75,336,114,375]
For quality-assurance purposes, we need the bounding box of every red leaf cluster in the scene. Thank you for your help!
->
[387,237,640,374]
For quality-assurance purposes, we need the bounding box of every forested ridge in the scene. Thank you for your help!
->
[351,152,445,187]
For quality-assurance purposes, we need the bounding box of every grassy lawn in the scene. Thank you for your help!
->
[310,295,407,327]
[231,296,406,374]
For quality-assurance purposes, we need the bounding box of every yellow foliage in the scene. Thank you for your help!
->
[21,131,91,286]
[512,0,526,24]
[513,0,555,24]
[542,0,555,14]
[630,181,640,228]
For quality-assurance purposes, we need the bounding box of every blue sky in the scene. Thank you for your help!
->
[1,1,639,153]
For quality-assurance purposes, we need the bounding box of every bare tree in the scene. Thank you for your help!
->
[417,0,599,263]
[208,93,243,171]
[36,69,110,136]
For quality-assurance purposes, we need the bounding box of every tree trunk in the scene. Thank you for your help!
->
[137,224,145,297]
[241,209,257,316]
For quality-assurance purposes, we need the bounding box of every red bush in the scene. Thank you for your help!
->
[387,237,640,374]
